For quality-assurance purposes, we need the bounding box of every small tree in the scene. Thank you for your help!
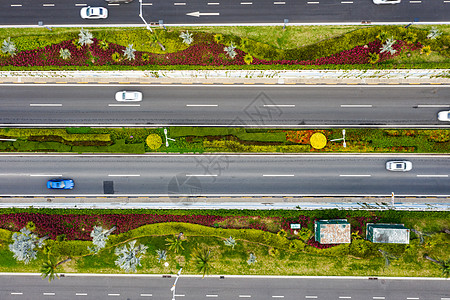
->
[224,42,237,59]
[192,248,213,278]
[9,227,48,264]
[424,255,450,278]
[88,225,116,253]
[40,257,72,282]
[420,45,432,56]
[156,249,167,263]
[214,34,224,44]
[247,253,257,265]
[59,48,71,60]
[427,27,442,40]
[165,235,185,254]
[78,29,93,46]
[114,240,148,272]
[244,54,253,65]
[224,236,236,249]
[123,44,136,61]
[368,52,380,64]
[1,37,17,56]
[380,38,397,55]
[180,31,193,45]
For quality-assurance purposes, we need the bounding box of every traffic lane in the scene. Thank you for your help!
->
[1,86,449,125]
[0,275,449,300]
[0,155,448,195]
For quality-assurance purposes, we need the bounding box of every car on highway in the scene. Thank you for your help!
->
[47,179,75,190]
[437,110,450,121]
[80,6,108,19]
[373,0,401,4]
[115,91,143,102]
[386,160,412,172]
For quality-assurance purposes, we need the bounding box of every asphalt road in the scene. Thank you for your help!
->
[0,0,449,25]
[1,275,449,300]
[1,85,449,126]
[0,155,448,196]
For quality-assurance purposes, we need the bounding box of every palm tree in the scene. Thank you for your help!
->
[114,240,148,272]
[179,31,193,45]
[192,248,213,278]
[59,48,71,60]
[247,253,257,265]
[156,249,167,263]
[424,255,450,278]
[78,29,93,46]
[224,236,236,249]
[380,38,397,55]
[165,236,185,254]
[224,43,237,59]
[40,257,72,282]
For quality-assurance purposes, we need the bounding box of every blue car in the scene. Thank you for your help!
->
[47,179,75,190]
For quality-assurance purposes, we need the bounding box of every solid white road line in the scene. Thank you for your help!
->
[107,3,121,5]
[30,174,62,177]
[373,297,385,300]
[341,1,353,3]
[11,293,23,295]
[272,296,285,298]
[263,104,295,107]
[410,0,421,3]
[240,2,253,4]
[108,174,141,177]
[207,2,220,4]
[444,1,450,3]
[43,4,55,6]
[75,293,88,296]
[339,174,371,177]
[340,104,372,108]
[239,296,252,298]
[206,296,218,298]
[10,4,23,7]
[30,103,62,107]
[274,1,285,4]
[174,2,186,5]
[75,4,87,6]
[441,298,450,300]
[175,295,185,297]
[307,1,320,3]
[417,104,450,108]
[263,174,295,177]
[339,297,351,299]
[140,294,153,297]
[305,297,318,299]
[108,294,120,296]
[142,3,153,5]
[417,174,448,178]
[108,104,141,107]
[43,293,56,296]
[186,104,218,107]
[406,298,419,300]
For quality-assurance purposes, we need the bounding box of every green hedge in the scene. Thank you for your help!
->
[0,128,111,143]
[170,127,286,142]
[72,139,145,154]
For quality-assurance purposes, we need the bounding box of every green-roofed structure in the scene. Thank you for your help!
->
[366,223,410,244]
[314,219,351,244]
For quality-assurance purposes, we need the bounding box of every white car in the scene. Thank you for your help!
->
[80,6,108,19]
[115,91,143,102]
[386,161,412,172]
[373,0,401,4]
[437,110,450,122]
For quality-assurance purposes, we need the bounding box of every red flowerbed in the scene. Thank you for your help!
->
[0,38,421,67]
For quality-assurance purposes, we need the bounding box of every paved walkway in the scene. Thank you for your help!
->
[1,70,449,84]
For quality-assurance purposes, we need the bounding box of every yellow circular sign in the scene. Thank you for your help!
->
[310,133,327,149]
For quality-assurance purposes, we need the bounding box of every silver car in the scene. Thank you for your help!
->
[115,91,143,102]
[386,161,412,172]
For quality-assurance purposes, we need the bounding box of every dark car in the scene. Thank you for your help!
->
[47,179,75,190]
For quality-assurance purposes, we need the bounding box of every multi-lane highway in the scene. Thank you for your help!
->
[1,85,449,126]
[0,155,448,196]
[0,0,449,25]
[1,274,449,300]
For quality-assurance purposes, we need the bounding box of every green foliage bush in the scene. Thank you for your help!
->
[0,128,110,142]
[72,139,145,153]
[169,127,286,142]
[48,240,90,257]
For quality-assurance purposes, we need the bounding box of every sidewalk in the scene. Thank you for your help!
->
[1,70,449,85]
[1,196,448,210]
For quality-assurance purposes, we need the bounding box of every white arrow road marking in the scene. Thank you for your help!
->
[186,11,220,17]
